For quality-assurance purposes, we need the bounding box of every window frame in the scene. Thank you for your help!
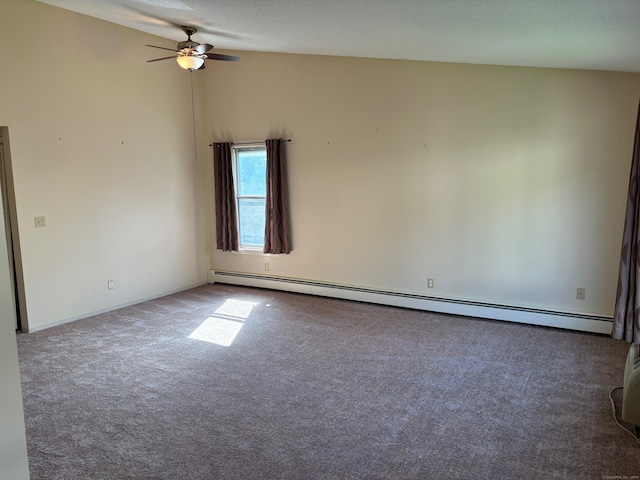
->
[232,144,267,252]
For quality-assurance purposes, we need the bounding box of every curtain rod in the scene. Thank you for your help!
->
[209,139,292,147]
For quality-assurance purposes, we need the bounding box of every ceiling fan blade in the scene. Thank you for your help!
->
[146,44,179,53]
[148,56,178,63]
[195,43,214,54]
[205,53,240,62]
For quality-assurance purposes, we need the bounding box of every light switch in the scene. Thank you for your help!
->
[34,216,46,228]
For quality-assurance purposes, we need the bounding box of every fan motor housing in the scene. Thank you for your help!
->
[177,40,199,51]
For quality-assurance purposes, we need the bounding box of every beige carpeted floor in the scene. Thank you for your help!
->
[17,284,640,479]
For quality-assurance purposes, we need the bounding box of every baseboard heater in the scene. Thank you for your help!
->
[622,343,640,432]
[209,270,612,335]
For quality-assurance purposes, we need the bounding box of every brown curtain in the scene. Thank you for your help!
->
[213,142,238,252]
[613,100,640,343]
[264,138,291,254]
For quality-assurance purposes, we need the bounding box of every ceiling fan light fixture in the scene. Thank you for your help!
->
[176,55,204,71]
[147,26,238,69]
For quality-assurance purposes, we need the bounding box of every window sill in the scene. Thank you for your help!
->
[233,248,277,256]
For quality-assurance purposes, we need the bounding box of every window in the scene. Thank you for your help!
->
[233,145,267,250]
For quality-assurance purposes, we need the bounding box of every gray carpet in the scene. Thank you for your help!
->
[16,284,640,479]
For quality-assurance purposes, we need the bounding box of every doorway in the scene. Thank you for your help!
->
[0,127,28,332]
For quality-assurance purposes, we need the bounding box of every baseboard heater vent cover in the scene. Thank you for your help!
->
[209,270,612,335]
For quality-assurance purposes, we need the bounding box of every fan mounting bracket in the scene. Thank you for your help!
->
[181,26,198,38]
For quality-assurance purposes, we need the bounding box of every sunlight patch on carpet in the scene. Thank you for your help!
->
[188,299,257,346]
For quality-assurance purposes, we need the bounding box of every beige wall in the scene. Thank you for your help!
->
[205,52,640,316]
[0,0,208,331]
[0,163,29,478]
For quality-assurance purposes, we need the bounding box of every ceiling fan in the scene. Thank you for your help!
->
[146,26,239,71]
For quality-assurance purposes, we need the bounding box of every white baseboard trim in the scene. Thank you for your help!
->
[27,282,208,333]
[209,270,613,335]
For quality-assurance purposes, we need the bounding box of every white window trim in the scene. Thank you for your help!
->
[230,248,278,257]
[232,144,267,252]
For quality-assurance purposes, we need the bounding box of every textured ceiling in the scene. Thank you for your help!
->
[36,0,640,72]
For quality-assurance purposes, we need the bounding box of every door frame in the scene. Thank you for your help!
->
[0,127,28,332]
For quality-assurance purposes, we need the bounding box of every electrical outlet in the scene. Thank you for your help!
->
[427,278,434,289]
[107,280,114,290]
[576,287,586,300]
[265,263,269,272]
